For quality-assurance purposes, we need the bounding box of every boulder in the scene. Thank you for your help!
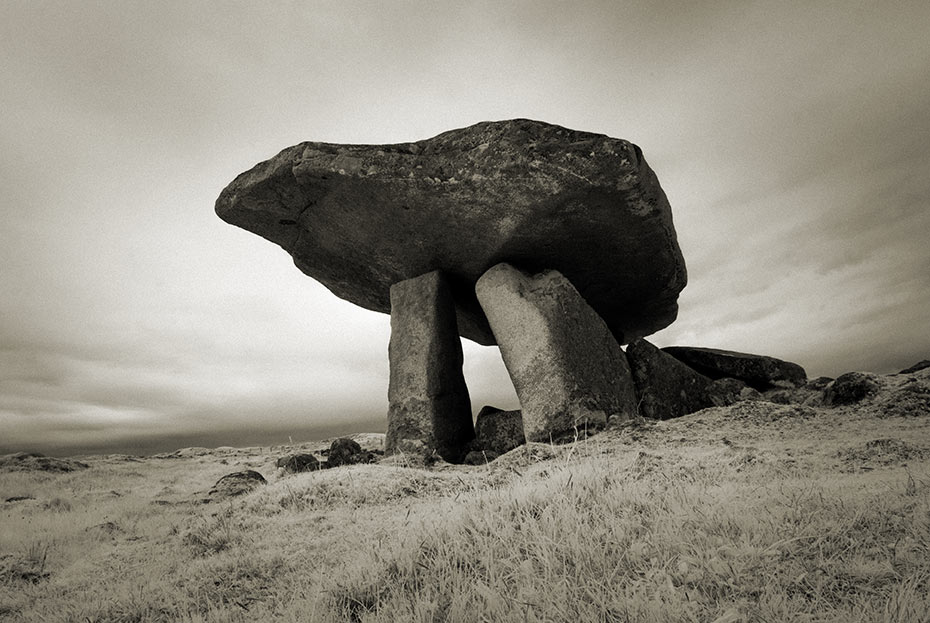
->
[474,405,526,455]
[385,271,474,462]
[327,438,375,467]
[476,263,638,442]
[662,346,807,390]
[208,470,266,498]
[276,453,321,473]
[824,372,881,406]
[625,339,712,419]
[216,119,686,345]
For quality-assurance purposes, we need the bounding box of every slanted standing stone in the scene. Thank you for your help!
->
[476,263,637,442]
[385,271,474,462]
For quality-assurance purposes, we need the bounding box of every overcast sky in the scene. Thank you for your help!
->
[2,1,929,456]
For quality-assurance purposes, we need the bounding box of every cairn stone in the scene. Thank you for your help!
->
[663,346,807,390]
[626,338,712,419]
[385,271,474,462]
[476,263,638,442]
[474,405,526,455]
[216,119,687,346]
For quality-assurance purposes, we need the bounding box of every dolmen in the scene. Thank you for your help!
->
[216,119,690,461]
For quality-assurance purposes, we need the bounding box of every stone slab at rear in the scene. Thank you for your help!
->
[626,338,712,419]
[662,346,807,390]
[216,119,687,345]
[476,263,638,441]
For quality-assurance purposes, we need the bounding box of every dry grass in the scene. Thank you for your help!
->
[2,378,929,622]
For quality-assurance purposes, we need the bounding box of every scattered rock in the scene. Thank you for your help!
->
[327,438,372,467]
[703,378,753,407]
[208,470,267,498]
[899,360,930,374]
[216,119,687,346]
[0,452,88,473]
[385,271,474,463]
[473,406,525,455]
[626,338,712,419]
[476,263,638,442]
[276,453,321,473]
[663,346,807,390]
[824,372,881,406]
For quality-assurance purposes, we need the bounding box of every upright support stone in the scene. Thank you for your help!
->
[475,263,637,442]
[385,270,474,462]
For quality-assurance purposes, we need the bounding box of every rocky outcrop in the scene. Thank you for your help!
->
[473,406,525,455]
[626,339,712,419]
[476,263,638,441]
[662,346,807,390]
[385,271,474,462]
[216,119,686,346]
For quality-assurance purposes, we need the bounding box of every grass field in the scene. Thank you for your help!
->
[2,370,929,622]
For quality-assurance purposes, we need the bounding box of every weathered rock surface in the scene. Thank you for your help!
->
[474,405,526,455]
[663,346,807,390]
[276,453,321,473]
[385,271,474,462]
[208,470,266,498]
[824,372,881,406]
[626,339,712,419]
[216,119,686,345]
[476,263,638,441]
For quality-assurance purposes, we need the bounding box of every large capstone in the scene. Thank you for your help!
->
[385,271,474,462]
[216,119,686,345]
[476,263,638,441]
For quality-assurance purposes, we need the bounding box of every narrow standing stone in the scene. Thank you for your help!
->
[475,263,637,442]
[386,270,474,462]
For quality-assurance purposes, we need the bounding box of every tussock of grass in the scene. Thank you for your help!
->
[321,457,930,622]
